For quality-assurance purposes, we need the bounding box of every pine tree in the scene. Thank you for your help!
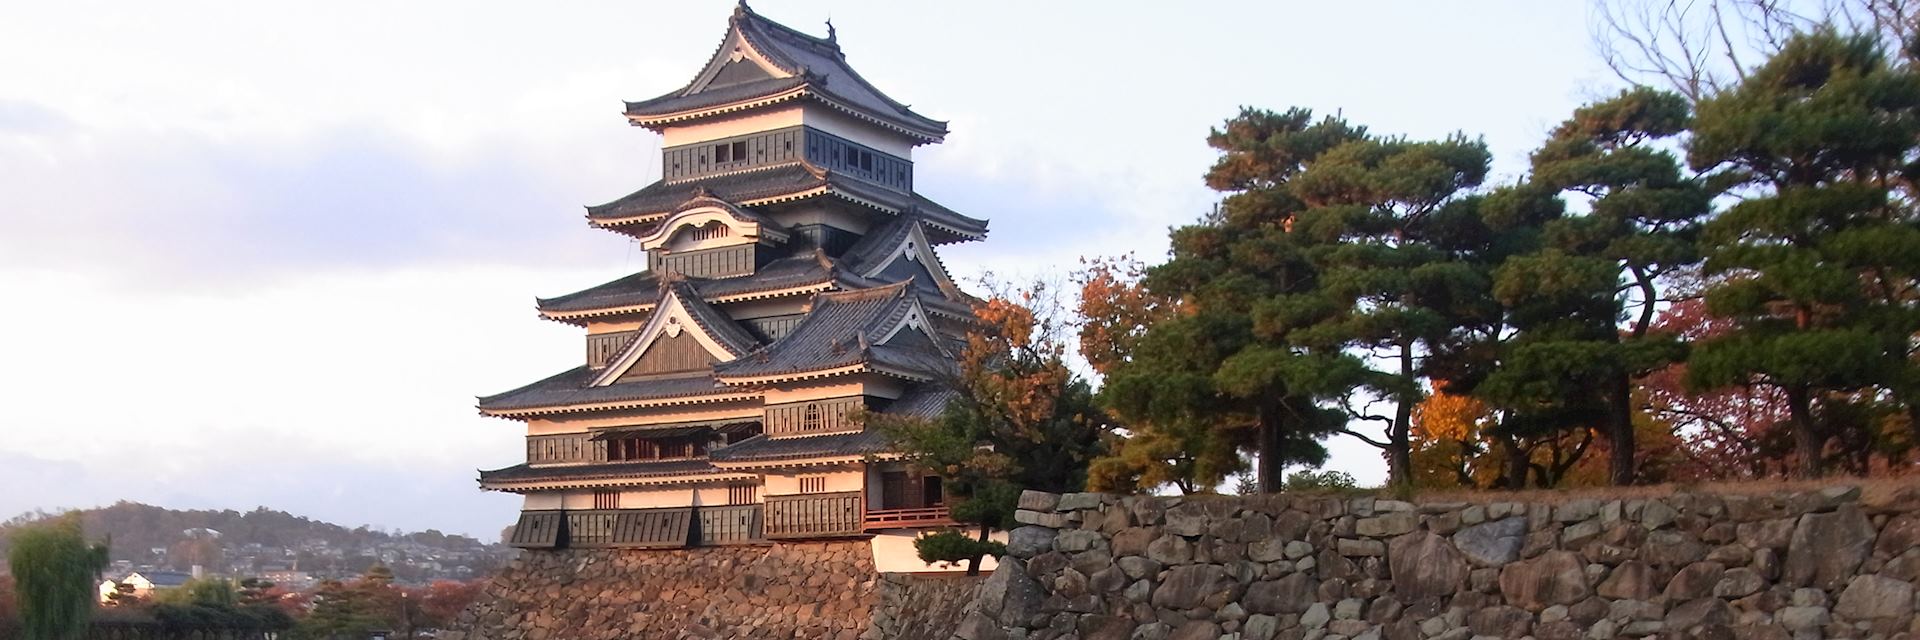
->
[1685,30,1920,476]
[1278,131,1494,490]
[1090,108,1367,493]
[1493,87,1708,485]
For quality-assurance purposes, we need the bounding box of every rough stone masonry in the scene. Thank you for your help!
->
[958,486,1920,640]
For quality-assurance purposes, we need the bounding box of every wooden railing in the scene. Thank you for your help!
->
[697,504,763,545]
[863,506,954,530]
[763,492,864,539]
[566,508,692,548]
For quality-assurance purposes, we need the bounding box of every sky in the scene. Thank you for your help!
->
[0,0,1621,539]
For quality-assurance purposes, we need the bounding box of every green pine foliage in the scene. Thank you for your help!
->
[912,530,1007,570]
[1481,87,1708,485]
[1686,30,1920,476]
[1097,108,1369,493]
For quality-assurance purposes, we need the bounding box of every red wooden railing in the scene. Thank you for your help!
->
[863,506,954,530]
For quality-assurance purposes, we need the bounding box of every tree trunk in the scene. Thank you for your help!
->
[1454,439,1476,488]
[1500,433,1529,490]
[1606,374,1636,486]
[1786,385,1825,478]
[1256,399,1288,493]
[965,522,991,576]
[1389,343,1416,492]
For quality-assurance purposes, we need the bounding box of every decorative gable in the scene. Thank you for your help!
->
[860,222,961,299]
[591,284,758,386]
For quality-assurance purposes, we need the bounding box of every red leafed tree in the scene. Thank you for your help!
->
[409,580,484,629]
[1642,298,1794,478]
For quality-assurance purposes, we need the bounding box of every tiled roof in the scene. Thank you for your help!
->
[584,163,988,243]
[477,368,745,414]
[588,163,825,223]
[479,460,723,484]
[708,430,893,462]
[131,571,194,587]
[881,383,960,420]
[664,280,760,357]
[715,280,947,382]
[537,252,841,317]
[625,5,947,141]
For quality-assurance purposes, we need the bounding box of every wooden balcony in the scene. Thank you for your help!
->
[763,491,864,539]
[863,506,954,530]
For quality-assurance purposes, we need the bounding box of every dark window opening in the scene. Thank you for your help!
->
[713,143,731,163]
[857,150,873,172]
[923,476,944,507]
[728,484,758,505]
[730,141,747,162]
[607,437,707,461]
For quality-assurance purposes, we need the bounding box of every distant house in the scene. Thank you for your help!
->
[98,570,193,603]
[259,569,314,590]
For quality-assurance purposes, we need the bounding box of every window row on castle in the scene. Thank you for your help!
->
[523,397,867,465]
[660,126,912,191]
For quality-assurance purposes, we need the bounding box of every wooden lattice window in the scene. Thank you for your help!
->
[801,403,823,432]
[728,484,758,505]
[593,490,621,510]
[799,476,828,494]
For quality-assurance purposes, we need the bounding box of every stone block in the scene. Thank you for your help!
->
[1018,490,1061,512]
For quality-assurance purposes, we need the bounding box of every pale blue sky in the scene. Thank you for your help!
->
[0,1,1617,537]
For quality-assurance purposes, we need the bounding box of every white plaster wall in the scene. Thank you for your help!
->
[662,107,806,147]
[585,318,647,334]
[763,378,900,405]
[869,530,1004,574]
[763,467,863,495]
[803,107,917,157]
[523,493,563,510]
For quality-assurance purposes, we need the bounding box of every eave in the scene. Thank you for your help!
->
[479,471,761,493]
[625,87,946,145]
[708,453,900,472]
[715,362,936,387]
[538,281,839,326]
[477,390,764,420]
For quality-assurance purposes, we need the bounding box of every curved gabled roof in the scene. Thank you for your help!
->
[714,279,953,384]
[624,3,948,143]
[585,161,988,243]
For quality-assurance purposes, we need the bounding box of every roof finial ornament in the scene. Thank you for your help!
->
[734,0,751,17]
[825,17,836,43]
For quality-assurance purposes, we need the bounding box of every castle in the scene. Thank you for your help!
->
[476,2,987,571]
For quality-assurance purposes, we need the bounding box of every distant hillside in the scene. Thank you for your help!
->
[0,501,511,583]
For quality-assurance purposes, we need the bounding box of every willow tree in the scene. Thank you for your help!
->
[1687,30,1920,476]
[8,515,107,640]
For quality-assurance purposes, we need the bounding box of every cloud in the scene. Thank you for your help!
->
[0,114,638,289]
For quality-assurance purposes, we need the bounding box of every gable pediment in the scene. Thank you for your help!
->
[684,22,797,96]
[860,222,961,299]
[591,285,757,386]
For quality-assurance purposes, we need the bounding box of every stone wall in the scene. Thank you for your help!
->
[962,486,1920,640]
[867,572,991,640]
[443,541,878,640]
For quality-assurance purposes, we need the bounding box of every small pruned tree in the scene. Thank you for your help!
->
[873,282,1113,574]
